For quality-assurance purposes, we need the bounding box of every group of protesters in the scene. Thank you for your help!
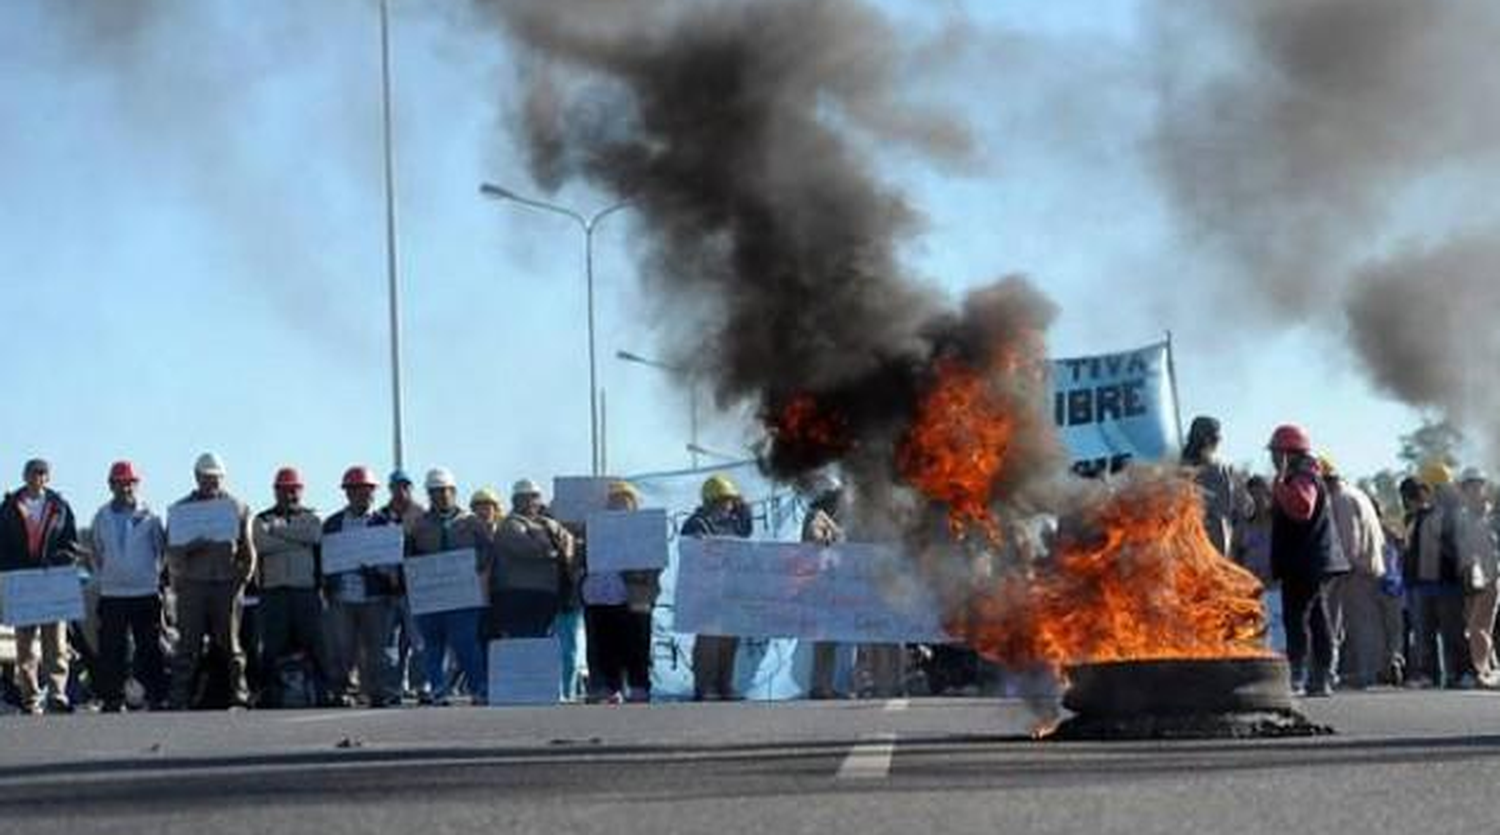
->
[1183,416,1500,697]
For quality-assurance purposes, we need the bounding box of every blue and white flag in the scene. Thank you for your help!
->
[1049,340,1180,476]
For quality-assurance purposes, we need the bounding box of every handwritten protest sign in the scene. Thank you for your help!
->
[167,499,241,547]
[322,525,404,575]
[486,639,561,706]
[550,476,615,525]
[0,568,85,627]
[403,549,484,615]
[585,509,669,572]
[674,538,949,642]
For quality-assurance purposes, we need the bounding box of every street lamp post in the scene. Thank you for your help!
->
[479,183,631,476]
[380,0,405,472]
[616,349,701,469]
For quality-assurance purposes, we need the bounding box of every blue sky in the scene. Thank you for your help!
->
[0,0,1422,514]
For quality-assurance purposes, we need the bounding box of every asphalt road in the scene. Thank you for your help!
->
[0,691,1496,834]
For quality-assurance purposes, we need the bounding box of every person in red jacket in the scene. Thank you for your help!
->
[1267,425,1351,697]
[0,459,81,713]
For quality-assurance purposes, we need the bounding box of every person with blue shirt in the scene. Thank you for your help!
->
[89,460,169,712]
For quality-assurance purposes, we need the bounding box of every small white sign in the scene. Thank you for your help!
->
[167,499,241,547]
[322,525,405,575]
[487,638,560,706]
[550,476,615,525]
[403,549,484,615]
[0,568,85,627]
[585,509,669,572]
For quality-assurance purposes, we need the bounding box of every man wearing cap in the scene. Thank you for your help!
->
[406,467,490,705]
[323,466,402,707]
[1458,468,1499,688]
[383,469,427,700]
[89,461,169,712]
[492,479,578,696]
[1266,425,1350,697]
[1405,460,1471,687]
[683,474,754,701]
[1320,457,1391,689]
[252,467,328,707]
[0,459,81,713]
[167,453,256,709]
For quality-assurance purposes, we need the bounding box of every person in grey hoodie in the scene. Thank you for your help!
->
[89,461,169,712]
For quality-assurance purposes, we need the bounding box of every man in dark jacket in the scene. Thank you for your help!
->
[0,459,80,713]
[1267,426,1349,697]
[684,474,754,701]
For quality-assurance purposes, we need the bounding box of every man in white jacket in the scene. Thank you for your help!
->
[1459,468,1499,688]
[1323,459,1393,689]
[89,461,169,711]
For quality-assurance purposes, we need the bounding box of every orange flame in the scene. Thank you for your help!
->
[951,477,1269,668]
[771,393,851,456]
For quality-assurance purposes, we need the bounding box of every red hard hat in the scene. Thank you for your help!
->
[274,467,304,489]
[1267,424,1312,454]
[341,466,379,489]
[108,460,139,484]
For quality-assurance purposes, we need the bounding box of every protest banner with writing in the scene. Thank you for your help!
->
[486,638,561,705]
[550,476,617,525]
[585,509,669,572]
[167,499,241,547]
[403,549,484,615]
[674,538,949,642]
[1049,340,1179,476]
[321,525,405,575]
[0,568,85,627]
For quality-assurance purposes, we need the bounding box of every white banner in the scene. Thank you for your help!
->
[586,509,669,572]
[550,476,616,525]
[403,549,484,615]
[674,538,949,642]
[321,525,404,575]
[486,638,561,706]
[0,568,85,627]
[1049,340,1178,476]
[167,499,241,547]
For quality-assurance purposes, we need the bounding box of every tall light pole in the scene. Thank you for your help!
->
[616,349,701,469]
[479,183,631,476]
[380,0,406,471]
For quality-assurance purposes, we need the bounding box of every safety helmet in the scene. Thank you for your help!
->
[1420,460,1454,486]
[511,478,543,497]
[273,467,303,489]
[1316,455,1339,479]
[425,467,457,491]
[1460,466,1489,485]
[194,452,226,478]
[608,480,640,501]
[806,472,843,500]
[342,466,379,489]
[108,460,140,484]
[701,474,740,503]
[470,487,502,508]
[388,469,413,487]
[1267,425,1312,454]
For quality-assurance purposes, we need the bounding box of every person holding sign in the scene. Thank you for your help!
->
[323,466,402,708]
[383,469,428,701]
[407,467,491,705]
[88,461,169,713]
[582,480,658,704]
[802,473,849,700]
[0,458,81,714]
[684,474,753,701]
[491,480,578,696]
[251,467,328,708]
[166,452,256,710]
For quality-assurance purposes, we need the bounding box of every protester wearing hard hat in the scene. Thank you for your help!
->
[802,473,851,700]
[406,467,490,705]
[0,458,81,713]
[683,473,753,701]
[381,468,427,701]
[469,487,504,535]
[1405,458,1472,688]
[166,452,256,709]
[1266,425,1350,697]
[89,460,170,712]
[1318,456,1396,689]
[1457,468,1499,688]
[323,465,403,708]
[251,467,329,708]
[582,480,658,704]
[491,479,579,694]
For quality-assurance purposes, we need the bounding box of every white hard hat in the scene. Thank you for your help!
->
[807,472,843,499]
[194,452,226,478]
[511,478,543,497]
[425,467,457,490]
[1460,467,1489,484]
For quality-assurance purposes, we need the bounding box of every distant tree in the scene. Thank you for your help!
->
[1397,419,1464,471]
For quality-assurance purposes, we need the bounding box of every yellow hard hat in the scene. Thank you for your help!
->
[701,474,740,503]
[607,480,640,501]
[1419,460,1453,486]
[1316,455,1338,478]
[470,486,502,508]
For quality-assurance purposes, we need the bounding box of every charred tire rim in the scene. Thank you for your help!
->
[1062,657,1292,717]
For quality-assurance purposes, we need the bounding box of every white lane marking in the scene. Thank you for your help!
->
[882,698,909,712]
[836,733,897,780]
[280,709,385,724]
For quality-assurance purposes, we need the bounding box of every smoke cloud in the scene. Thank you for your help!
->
[1151,0,1500,458]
